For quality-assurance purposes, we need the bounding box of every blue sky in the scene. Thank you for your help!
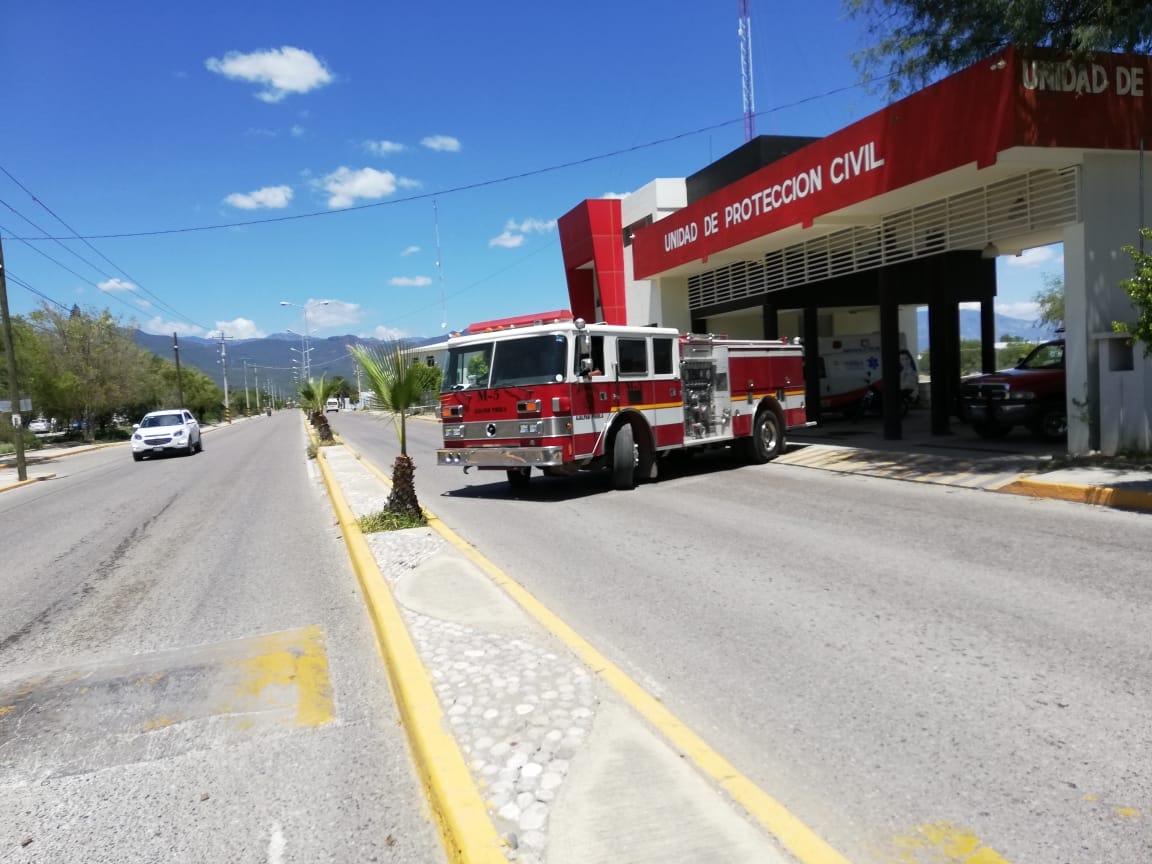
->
[1,0,1060,343]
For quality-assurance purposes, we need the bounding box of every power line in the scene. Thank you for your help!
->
[0,166,210,332]
[6,76,895,243]
[3,270,69,311]
[0,219,151,320]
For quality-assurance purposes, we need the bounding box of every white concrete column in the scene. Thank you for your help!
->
[1063,151,1152,453]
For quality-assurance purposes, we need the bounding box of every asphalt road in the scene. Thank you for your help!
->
[0,413,447,864]
[333,409,1152,864]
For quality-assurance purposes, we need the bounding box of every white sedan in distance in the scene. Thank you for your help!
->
[131,409,203,461]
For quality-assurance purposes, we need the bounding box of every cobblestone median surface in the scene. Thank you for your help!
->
[360,507,601,863]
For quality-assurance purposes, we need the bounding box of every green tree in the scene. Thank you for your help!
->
[846,0,1152,96]
[24,304,155,440]
[1034,272,1065,331]
[920,338,1042,376]
[349,340,426,521]
[408,362,443,409]
[1116,227,1152,355]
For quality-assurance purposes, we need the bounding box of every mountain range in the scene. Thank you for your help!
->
[132,331,447,393]
[132,311,1058,392]
[914,310,1059,352]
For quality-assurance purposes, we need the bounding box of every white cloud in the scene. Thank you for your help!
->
[306,300,362,329]
[1006,245,1062,268]
[601,191,632,199]
[506,217,556,234]
[224,185,293,210]
[215,317,266,339]
[290,125,305,138]
[401,245,421,256]
[961,299,1043,321]
[98,278,136,293]
[489,231,524,249]
[205,46,333,103]
[397,177,421,189]
[142,317,204,337]
[996,301,1041,319]
[489,216,555,248]
[389,276,432,287]
[365,139,405,156]
[371,325,409,340]
[421,135,461,152]
[316,166,413,208]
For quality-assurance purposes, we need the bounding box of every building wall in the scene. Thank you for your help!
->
[1064,151,1152,454]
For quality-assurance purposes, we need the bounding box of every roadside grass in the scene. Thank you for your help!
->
[357,510,427,533]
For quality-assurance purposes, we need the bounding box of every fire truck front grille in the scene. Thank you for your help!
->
[437,446,566,468]
[457,417,572,439]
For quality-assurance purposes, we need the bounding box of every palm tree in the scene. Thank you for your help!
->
[298,374,340,441]
[349,340,425,519]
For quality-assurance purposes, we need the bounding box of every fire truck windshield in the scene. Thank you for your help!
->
[443,334,568,390]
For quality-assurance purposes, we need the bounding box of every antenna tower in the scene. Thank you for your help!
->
[433,199,447,329]
[738,0,756,142]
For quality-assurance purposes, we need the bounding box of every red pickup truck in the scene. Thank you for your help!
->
[956,339,1066,441]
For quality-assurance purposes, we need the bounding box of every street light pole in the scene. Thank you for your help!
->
[280,299,329,382]
[303,305,312,380]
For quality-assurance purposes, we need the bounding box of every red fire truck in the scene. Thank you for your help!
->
[437,312,808,490]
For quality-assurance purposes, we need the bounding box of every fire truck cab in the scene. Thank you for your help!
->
[437,314,806,491]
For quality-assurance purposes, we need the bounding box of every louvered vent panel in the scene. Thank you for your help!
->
[687,168,1078,311]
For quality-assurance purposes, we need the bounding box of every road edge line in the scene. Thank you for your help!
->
[340,438,854,864]
[0,473,56,493]
[313,444,508,864]
[998,478,1152,512]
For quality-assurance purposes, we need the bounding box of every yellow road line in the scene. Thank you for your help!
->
[999,478,1152,512]
[232,626,335,727]
[423,507,853,864]
[314,442,507,864]
[340,436,851,862]
[0,473,57,493]
[889,822,1010,863]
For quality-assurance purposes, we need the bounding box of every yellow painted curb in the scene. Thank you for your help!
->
[999,478,1152,512]
[313,441,507,864]
[342,439,853,864]
[0,473,57,493]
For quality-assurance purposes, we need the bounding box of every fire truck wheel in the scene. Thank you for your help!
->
[612,424,637,490]
[506,468,531,491]
[746,407,783,464]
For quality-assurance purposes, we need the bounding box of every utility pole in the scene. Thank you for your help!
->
[173,332,185,408]
[0,237,27,481]
[217,331,233,424]
[254,366,261,411]
[240,358,251,416]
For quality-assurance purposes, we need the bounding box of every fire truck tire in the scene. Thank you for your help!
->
[506,467,531,490]
[612,424,637,490]
[746,406,784,464]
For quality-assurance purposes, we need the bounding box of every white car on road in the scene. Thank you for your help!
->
[131,410,202,461]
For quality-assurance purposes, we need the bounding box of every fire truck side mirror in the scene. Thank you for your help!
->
[577,331,592,375]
